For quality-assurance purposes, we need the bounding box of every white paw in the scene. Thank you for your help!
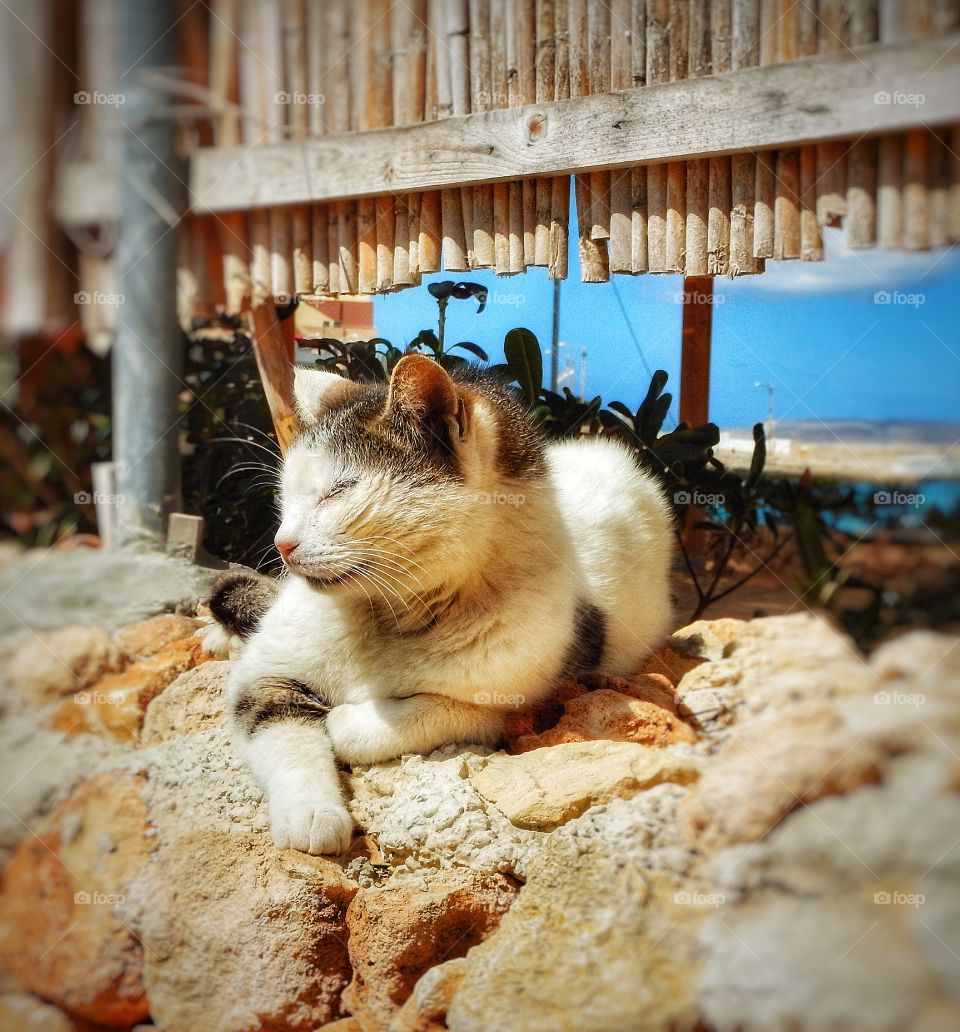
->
[196,619,235,659]
[268,793,354,855]
[326,702,393,765]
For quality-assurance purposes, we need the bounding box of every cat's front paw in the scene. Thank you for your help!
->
[326,702,395,765]
[268,792,353,855]
[196,619,235,659]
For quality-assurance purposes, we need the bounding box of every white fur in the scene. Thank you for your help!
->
[227,377,673,854]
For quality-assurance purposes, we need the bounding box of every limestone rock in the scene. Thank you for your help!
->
[513,687,696,752]
[347,751,543,877]
[343,871,516,1031]
[389,958,468,1032]
[113,613,200,659]
[141,660,228,744]
[0,993,97,1031]
[471,740,701,830]
[446,816,702,1032]
[50,638,208,741]
[679,704,888,853]
[0,773,154,1026]
[7,625,123,705]
[131,831,357,1032]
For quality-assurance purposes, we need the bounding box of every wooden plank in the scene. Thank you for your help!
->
[679,276,713,427]
[191,35,960,212]
[249,303,301,452]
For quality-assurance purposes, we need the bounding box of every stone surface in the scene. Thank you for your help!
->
[679,703,889,853]
[0,993,98,1031]
[389,958,467,1032]
[512,686,696,752]
[471,741,701,830]
[0,773,154,1026]
[0,548,224,634]
[130,831,357,1032]
[6,625,123,704]
[343,871,516,1031]
[141,659,229,744]
[113,613,201,659]
[50,637,208,741]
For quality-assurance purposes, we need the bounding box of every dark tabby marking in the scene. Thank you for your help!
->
[233,676,331,737]
[564,600,607,673]
[305,366,546,484]
[208,570,278,639]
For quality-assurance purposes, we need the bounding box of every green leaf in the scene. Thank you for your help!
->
[450,340,490,362]
[746,421,767,490]
[503,327,543,407]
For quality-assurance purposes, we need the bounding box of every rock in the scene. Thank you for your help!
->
[696,896,933,1032]
[347,752,543,877]
[320,1020,364,1032]
[50,637,208,741]
[0,993,97,1031]
[512,687,696,752]
[679,704,889,854]
[131,831,357,1032]
[389,958,468,1032]
[638,642,708,686]
[672,614,877,738]
[471,740,700,830]
[6,625,123,705]
[0,548,223,634]
[446,810,703,1032]
[343,871,517,1031]
[113,613,200,659]
[0,773,153,1026]
[141,660,229,744]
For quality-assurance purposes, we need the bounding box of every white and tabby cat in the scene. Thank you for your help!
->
[207,354,673,855]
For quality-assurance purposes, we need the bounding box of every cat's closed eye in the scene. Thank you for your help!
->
[319,479,358,504]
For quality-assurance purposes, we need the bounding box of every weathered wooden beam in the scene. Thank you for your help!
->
[248,304,301,452]
[190,35,960,213]
[679,276,713,427]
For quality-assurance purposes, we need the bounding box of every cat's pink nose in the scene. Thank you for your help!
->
[275,537,299,562]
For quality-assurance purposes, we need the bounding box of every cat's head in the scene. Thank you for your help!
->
[273,356,543,594]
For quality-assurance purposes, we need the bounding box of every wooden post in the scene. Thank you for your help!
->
[249,303,302,452]
[679,275,713,426]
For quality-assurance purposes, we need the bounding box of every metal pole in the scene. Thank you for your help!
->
[679,275,714,426]
[113,0,185,548]
[550,278,561,391]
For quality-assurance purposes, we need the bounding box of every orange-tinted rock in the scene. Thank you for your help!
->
[136,832,356,1032]
[638,642,708,686]
[513,688,696,753]
[678,704,889,853]
[503,677,588,750]
[140,660,229,744]
[50,637,209,741]
[113,613,200,660]
[342,870,517,1032]
[389,957,468,1032]
[7,626,124,705]
[0,992,98,1031]
[0,773,154,1027]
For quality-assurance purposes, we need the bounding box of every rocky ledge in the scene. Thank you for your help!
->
[0,607,957,1032]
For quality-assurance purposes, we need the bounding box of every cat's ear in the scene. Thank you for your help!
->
[387,355,468,438]
[293,368,366,424]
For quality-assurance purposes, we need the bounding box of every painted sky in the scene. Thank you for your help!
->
[374,204,960,433]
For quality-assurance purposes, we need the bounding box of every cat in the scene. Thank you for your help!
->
[205,354,673,855]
